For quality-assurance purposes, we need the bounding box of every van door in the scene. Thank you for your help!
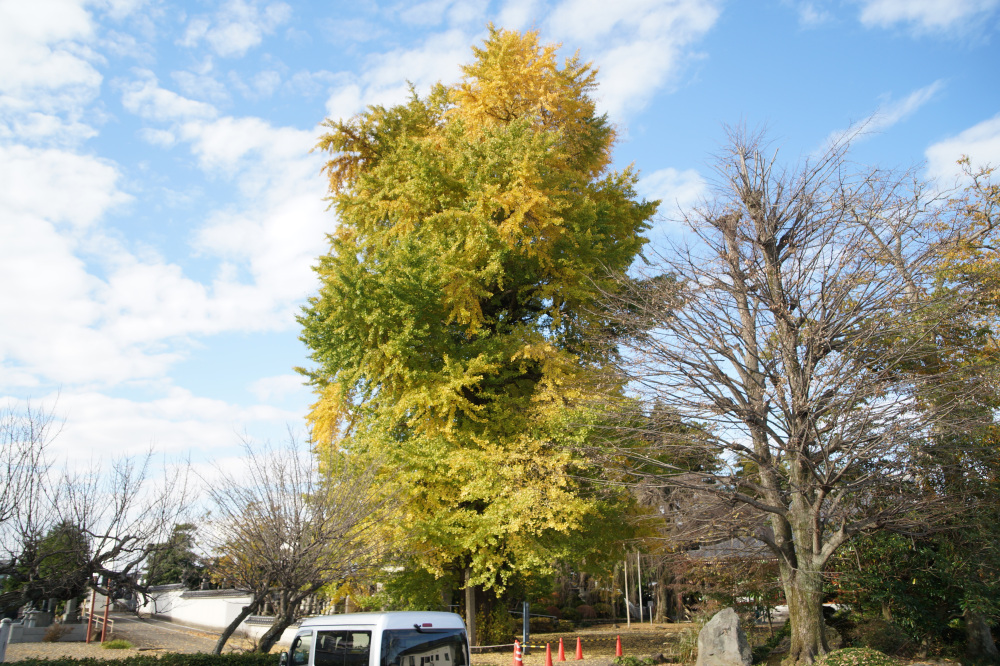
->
[290,631,314,666]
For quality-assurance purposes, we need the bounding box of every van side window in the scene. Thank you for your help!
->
[315,630,372,666]
[292,633,313,666]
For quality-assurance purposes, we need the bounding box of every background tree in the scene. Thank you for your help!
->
[830,161,1000,663]
[1,404,190,614]
[597,129,990,664]
[204,438,390,654]
[301,26,654,643]
[145,523,204,588]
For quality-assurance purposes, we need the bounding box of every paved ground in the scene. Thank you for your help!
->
[2,618,688,664]
[3,612,254,661]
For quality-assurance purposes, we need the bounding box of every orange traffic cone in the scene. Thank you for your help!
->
[575,637,584,660]
[615,635,623,657]
[513,640,523,666]
[545,643,553,666]
[558,637,566,662]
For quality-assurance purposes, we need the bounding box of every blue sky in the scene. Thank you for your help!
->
[2,0,999,468]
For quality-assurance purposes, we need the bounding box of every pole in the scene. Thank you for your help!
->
[464,568,477,648]
[86,587,96,644]
[623,557,631,628]
[522,601,530,656]
[636,552,645,624]
[100,589,110,643]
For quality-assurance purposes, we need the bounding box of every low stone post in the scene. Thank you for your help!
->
[0,617,12,662]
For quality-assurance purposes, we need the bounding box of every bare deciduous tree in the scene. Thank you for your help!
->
[1,402,191,612]
[597,130,989,664]
[204,438,392,654]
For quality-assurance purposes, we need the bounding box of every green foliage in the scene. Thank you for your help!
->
[813,648,899,666]
[612,657,659,666]
[752,620,791,664]
[301,27,653,592]
[145,523,204,588]
[592,602,612,618]
[559,607,581,623]
[101,640,134,650]
[477,604,519,644]
[3,521,90,607]
[356,563,457,611]
[849,621,910,656]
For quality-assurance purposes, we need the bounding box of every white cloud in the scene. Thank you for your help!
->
[3,389,302,462]
[320,1,718,125]
[871,80,944,129]
[639,167,708,219]
[0,144,129,229]
[545,0,720,119]
[857,0,999,33]
[249,374,307,402]
[823,80,943,149]
[230,69,283,100]
[0,0,104,144]
[792,1,834,27]
[925,114,1000,184]
[0,112,330,391]
[0,112,98,145]
[181,0,292,58]
[137,127,176,147]
[120,71,219,122]
[496,0,542,30]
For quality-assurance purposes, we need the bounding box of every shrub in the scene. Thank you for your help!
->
[593,603,613,618]
[851,620,911,655]
[576,605,597,620]
[751,620,790,664]
[529,617,556,633]
[102,639,135,650]
[556,619,575,632]
[42,624,73,642]
[8,654,280,666]
[477,605,518,645]
[545,605,562,619]
[561,607,581,623]
[815,647,900,666]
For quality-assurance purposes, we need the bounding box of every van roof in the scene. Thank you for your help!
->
[299,611,466,631]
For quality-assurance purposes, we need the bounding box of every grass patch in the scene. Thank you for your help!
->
[102,639,135,650]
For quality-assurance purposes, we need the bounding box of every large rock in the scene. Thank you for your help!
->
[696,608,752,666]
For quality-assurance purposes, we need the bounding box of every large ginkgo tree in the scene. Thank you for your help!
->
[298,27,654,641]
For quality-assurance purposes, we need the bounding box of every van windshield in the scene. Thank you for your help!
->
[380,629,468,666]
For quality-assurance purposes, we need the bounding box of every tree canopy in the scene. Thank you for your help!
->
[299,26,655,634]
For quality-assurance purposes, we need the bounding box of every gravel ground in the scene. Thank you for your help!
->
[2,613,253,662]
[2,620,695,664]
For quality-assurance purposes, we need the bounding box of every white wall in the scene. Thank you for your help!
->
[139,586,299,646]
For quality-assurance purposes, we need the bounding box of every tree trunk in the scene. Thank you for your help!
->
[214,595,264,655]
[258,609,297,654]
[781,564,827,665]
[965,609,999,664]
[654,572,668,623]
[257,584,323,654]
[464,567,477,647]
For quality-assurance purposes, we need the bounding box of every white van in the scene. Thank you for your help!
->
[279,612,470,666]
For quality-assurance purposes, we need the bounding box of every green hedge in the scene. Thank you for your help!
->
[7,653,278,666]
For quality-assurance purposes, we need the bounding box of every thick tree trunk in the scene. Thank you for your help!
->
[464,567,477,647]
[780,565,827,665]
[214,594,264,655]
[258,609,297,654]
[965,609,999,664]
